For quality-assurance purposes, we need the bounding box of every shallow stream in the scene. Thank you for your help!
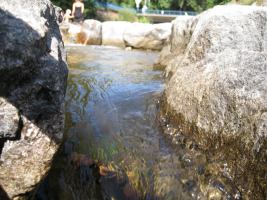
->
[36,46,240,200]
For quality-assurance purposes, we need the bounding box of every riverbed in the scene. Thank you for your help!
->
[36,46,239,200]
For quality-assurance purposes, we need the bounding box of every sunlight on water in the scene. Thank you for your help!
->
[36,46,241,200]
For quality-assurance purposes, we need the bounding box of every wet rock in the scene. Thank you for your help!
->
[99,165,116,177]
[102,21,131,48]
[0,0,68,198]
[162,5,267,199]
[100,168,139,200]
[70,152,95,168]
[123,22,171,50]
[154,44,171,69]
[122,183,139,200]
[68,151,139,200]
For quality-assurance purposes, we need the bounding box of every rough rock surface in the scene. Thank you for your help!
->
[68,23,83,36]
[0,0,68,199]
[123,23,171,50]
[102,21,131,48]
[162,5,267,199]
[0,98,20,139]
[155,16,197,71]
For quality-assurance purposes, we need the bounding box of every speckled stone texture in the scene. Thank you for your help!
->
[0,0,68,199]
[166,5,267,150]
[161,5,267,199]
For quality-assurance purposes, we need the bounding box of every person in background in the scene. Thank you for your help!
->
[63,9,73,23]
[72,0,84,23]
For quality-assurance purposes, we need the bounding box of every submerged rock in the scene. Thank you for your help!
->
[162,5,267,199]
[0,0,68,198]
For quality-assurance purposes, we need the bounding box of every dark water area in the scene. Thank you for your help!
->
[35,46,241,200]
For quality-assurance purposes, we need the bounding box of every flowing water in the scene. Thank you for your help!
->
[36,46,239,200]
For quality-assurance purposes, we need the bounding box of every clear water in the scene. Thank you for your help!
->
[36,46,240,200]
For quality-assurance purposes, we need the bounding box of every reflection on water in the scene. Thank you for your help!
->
[36,46,239,200]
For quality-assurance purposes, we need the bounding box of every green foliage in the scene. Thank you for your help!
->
[239,0,256,5]
[118,8,137,22]
[239,0,262,5]
[120,0,136,8]
[117,8,152,23]
[109,0,233,12]
[187,0,203,12]
[51,0,71,10]
[52,0,252,17]
[51,0,96,18]
[186,0,231,12]
[137,16,151,23]
[158,0,172,9]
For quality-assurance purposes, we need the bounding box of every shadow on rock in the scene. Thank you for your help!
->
[0,1,68,198]
[0,185,10,200]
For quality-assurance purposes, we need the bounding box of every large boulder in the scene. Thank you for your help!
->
[62,20,102,45]
[68,23,83,35]
[62,23,82,44]
[154,16,197,71]
[61,20,171,50]
[79,19,102,45]
[0,0,68,199]
[258,0,267,6]
[162,5,267,199]
[102,21,131,47]
[123,22,171,50]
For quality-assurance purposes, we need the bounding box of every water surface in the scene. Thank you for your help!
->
[37,46,211,200]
